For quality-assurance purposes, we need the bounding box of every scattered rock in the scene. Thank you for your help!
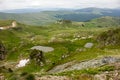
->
[76,48,86,52]
[61,54,69,59]
[94,70,120,80]
[36,75,71,80]
[94,74,107,80]
[81,37,87,39]
[84,43,94,48]
[88,35,93,38]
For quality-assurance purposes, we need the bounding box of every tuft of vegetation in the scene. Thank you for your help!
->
[30,49,45,66]
[0,41,7,60]
[25,74,35,80]
[97,28,120,47]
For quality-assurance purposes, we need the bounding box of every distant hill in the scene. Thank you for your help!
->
[0,8,120,25]
[85,16,120,27]
[0,12,58,25]
[56,8,120,22]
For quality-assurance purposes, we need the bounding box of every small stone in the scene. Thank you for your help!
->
[84,43,93,48]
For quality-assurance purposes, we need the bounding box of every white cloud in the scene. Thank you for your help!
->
[0,0,119,10]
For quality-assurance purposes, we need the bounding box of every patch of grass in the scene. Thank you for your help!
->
[0,20,14,26]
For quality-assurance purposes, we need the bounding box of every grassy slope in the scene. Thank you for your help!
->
[0,20,14,26]
[0,17,120,79]
[85,16,120,27]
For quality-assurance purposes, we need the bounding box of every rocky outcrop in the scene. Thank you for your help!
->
[97,28,120,47]
[0,42,7,60]
[49,56,120,73]
[0,21,17,30]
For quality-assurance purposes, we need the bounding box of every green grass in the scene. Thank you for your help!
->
[0,20,120,79]
[0,20,14,26]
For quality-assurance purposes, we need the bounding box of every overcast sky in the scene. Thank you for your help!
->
[0,0,120,10]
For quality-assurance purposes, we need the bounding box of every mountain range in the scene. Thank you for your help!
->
[0,8,120,25]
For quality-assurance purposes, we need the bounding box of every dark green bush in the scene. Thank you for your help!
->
[97,28,120,47]
[25,74,35,80]
[20,72,28,76]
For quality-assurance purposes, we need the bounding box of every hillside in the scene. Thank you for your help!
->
[0,20,14,26]
[0,19,120,80]
[0,8,120,25]
[0,12,58,25]
[85,16,120,27]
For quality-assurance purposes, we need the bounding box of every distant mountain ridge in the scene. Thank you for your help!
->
[0,8,120,25]
[85,16,120,27]
[0,8,74,13]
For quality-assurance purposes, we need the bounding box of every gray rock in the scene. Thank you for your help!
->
[84,43,93,48]
[49,56,120,73]
[31,46,54,53]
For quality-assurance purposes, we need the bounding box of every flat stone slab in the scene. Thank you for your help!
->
[31,46,54,53]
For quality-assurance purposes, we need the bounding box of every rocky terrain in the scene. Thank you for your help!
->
[0,17,120,80]
[49,56,120,73]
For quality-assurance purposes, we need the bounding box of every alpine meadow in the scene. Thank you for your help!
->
[0,0,120,80]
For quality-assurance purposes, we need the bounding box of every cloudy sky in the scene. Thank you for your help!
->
[0,0,120,10]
